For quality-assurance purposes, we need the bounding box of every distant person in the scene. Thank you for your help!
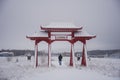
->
[27,53,31,60]
[16,58,18,62]
[88,57,91,61]
[77,56,80,61]
[58,54,63,65]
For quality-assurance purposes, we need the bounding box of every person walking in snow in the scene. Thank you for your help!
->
[58,54,63,65]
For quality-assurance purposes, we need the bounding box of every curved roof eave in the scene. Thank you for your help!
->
[26,31,48,39]
[75,30,96,39]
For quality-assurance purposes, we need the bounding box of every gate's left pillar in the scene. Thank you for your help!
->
[48,43,51,67]
[34,40,38,68]
[69,43,75,67]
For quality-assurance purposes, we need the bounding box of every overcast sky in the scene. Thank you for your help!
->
[0,0,120,52]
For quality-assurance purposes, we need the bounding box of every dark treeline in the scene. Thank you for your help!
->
[75,49,120,58]
[0,49,34,56]
[0,49,120,58]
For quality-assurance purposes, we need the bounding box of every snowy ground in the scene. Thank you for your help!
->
[0,56,120,80]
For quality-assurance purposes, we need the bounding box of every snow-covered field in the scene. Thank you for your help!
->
[0,56,120,80]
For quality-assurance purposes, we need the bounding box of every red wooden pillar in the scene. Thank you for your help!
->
[69,43,75,67]
[48,43,51,67]
[69,32,75,67]
[69,44,73,66]
[81,40,88,66]
[48,31,51,67]
[35,40,38,68]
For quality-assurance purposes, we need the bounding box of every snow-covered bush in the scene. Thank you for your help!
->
[6,57,12,62]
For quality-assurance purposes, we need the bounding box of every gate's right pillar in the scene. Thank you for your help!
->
[81,40,88,66]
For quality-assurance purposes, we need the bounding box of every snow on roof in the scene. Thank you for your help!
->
[75,30,96,37]
[27,31,48,37]
[42,22,80,28]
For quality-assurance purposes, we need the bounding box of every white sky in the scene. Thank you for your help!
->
[0,0,120,52]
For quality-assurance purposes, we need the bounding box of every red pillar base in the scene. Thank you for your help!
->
[35,40,38,68]
[69,51,73,66]
[81,44,87,66]
[69,43,74,66]
[35,52,38,67]
[48,43,51,67]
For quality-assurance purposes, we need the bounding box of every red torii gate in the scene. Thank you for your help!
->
[26,23,96,68]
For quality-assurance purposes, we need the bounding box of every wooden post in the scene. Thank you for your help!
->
[48,43,51,67]
[69,43,75,67]
[81,40,88,66]
[35,40,38,68]
[72,44,75,67]
[69,44,73,66]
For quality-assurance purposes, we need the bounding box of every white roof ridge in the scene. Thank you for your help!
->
[42,22,79,28]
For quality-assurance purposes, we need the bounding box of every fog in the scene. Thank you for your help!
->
[0,0,120,52]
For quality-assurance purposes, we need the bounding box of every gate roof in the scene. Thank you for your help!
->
[26,23,96,41]
[41,23,82,32]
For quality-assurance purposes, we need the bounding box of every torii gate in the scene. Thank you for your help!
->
[26,23,96,68]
